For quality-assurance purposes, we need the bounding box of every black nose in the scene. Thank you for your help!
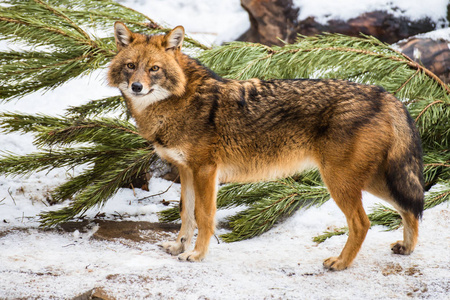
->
[131,82,143,93]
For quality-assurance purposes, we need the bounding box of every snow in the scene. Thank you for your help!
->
[293,0,449,27]
[124,0,250,46]
[415,27,450,40]
[1,1,449,299]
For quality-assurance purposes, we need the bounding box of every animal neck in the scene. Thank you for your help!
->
[178,53,226,95]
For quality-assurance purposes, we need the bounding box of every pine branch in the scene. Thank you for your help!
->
[1,112,72,134]
[219,179,330,242]
[34,118,145,148]
[158,206,181,223]
[424,185,450,210]
[0,109,158,223]
[412,101,450,150]
[368,205,403,230]
[0,146,121,177]
[50,168,99,204]
[314,183,450,243]
[423,150,450,188]
[65,96,128,119]
[0,1,115,101]
[313,227,348,243]
[0,112,147,149]
[39,149,157,226]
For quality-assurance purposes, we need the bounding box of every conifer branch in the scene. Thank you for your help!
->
[415,100,445,122]
[33,0,92,43]
[39,149,157,226]
[394,69,420,95]
[0,147,124,177]
[313,227,348,243]
[368,185,449,231]
[220,181,330,242]
[0,110,157,224]
[65,96,128,119]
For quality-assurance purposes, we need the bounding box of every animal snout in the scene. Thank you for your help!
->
[131,82,143,93]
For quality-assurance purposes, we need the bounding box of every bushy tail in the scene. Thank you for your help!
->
[385,108,424,219]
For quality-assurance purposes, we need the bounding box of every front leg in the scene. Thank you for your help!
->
[162,167,196,255]
[178,165,218,262]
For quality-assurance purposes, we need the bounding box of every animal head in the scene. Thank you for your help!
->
[108,22,187,111]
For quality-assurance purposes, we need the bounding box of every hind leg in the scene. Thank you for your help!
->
[391,210,419,255]
[366,175,420,256]
[322,173,371,270]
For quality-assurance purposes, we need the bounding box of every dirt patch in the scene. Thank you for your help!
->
[0,229,10,239]
[58,220,180,243]
[1,220,180,246]
[382,262,404,276]
[382,263,423,277]
[404,266,423,276]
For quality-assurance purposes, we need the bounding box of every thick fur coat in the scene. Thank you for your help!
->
[108,23,424,270]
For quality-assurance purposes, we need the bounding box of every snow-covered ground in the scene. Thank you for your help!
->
[1,1,449,299]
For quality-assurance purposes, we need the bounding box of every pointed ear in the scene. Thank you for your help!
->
[165,26,185,51]
[114,22,133,51]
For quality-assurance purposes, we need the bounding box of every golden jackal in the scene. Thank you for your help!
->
[108,22,424,270]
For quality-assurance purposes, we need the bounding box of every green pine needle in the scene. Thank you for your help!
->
[39,149,157,226]
[219,179,330,242]
[65,96,129,119]
[313,227,348,244]
[158,206,181,223]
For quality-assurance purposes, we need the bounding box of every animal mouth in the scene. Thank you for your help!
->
[133,88,154,97]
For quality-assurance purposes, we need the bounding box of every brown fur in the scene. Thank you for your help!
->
[108,22,424,270]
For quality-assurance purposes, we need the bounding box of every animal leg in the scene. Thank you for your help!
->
[162,167,196,255]
[323,186,371,270]
[391,210,419,255]
[178,165,217,262]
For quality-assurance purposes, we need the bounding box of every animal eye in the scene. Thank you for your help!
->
[127,63,135,70]
[150,65,160,72]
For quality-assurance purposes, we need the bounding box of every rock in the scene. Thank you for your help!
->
[72,287,115,300]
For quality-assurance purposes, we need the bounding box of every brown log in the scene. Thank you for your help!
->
[298,11,436,44]
[397,37,450,84]
[238,0,440,45]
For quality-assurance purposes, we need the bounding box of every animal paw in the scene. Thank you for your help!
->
[391,241,412,255]
[178,250,204,262]
[161,241,184,256]
[323,256,348,271]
